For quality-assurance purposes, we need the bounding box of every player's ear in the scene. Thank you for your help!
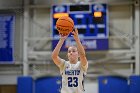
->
[78,52,80,58]
[66,54,68,59]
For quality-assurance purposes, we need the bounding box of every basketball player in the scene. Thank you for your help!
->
[51,28,88,93]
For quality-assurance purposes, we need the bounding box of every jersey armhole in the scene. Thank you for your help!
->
[81,62,88,72]
[58,59,67,74]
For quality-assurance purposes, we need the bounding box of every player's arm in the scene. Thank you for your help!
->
[51,35,67,67]
[72,28,88,66]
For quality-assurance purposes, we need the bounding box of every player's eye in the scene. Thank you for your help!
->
[72,50,76,52]
[68,51,71,53]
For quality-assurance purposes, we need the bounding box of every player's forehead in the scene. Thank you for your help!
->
[68,46,77,51]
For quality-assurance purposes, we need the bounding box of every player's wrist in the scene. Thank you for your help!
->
[60,38,66,41]
[75,37,80,42]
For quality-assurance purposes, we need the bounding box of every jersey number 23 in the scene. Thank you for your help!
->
[68,77,78,87]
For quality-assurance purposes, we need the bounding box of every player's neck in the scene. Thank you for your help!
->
[69,59,78,64]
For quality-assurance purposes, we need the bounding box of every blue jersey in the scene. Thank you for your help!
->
[58,59,88,93]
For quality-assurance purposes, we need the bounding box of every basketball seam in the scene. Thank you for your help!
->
[58,19,74,26]
[56,25,73,27]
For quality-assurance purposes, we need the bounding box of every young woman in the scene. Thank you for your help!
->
[51,28,88,93]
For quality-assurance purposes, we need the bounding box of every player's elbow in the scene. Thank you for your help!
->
[79,52,86,57]
[51,52,57,59]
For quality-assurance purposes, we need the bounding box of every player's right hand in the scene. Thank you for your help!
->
[59,33,69,40]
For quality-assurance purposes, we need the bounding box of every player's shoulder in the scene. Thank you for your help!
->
[63,60,70,66]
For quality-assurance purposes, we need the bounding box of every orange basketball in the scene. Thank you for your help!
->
[56,16,74,36]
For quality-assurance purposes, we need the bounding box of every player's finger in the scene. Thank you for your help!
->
[59,33,64,37]
[71,30,76,34]
[75,28,78,34]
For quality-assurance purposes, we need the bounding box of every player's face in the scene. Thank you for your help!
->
[67,46,79,62]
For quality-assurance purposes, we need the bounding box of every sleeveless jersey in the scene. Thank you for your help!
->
[58,59,88,93]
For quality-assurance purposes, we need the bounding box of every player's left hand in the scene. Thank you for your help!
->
[71,28,79,41]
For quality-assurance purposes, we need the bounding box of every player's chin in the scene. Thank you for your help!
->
[70,57,78,62]
[68,56,74,60]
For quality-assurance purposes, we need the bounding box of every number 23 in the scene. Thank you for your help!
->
[68,77,78,87]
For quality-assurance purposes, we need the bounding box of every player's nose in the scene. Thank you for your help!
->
[69,52,73,55]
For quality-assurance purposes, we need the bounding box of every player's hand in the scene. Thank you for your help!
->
[71,28,79,41]
[59,33,69,40]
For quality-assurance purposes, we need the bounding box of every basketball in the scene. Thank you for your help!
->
[56,16,74,36]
